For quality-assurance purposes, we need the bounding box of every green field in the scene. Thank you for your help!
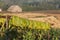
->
[0,15,60,40]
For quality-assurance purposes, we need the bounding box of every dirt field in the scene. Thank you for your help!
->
[0,10,60,28]
[0,10,60,20]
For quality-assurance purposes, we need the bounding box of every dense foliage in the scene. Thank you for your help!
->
[0,0,60,11]
[0,16,60,40]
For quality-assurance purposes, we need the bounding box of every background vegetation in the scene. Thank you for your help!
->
[0,0,60,11]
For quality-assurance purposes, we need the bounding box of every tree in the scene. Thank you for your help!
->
[0,0,4,8]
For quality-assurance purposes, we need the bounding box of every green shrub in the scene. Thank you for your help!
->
[0,15,60,40]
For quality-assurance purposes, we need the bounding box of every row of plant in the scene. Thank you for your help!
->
[0,15,60,40]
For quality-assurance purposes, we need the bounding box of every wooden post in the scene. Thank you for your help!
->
[6,15,9,29]
[6,15,11,29]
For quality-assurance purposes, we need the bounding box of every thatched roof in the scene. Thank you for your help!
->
[7,5,22,12]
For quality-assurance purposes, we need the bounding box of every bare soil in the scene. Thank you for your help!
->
[0,10,60,20]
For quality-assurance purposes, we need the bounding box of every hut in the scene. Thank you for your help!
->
[7,5,22,12]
